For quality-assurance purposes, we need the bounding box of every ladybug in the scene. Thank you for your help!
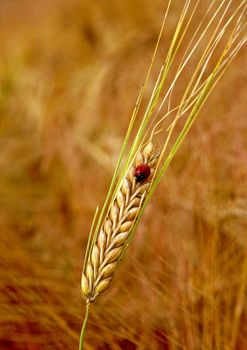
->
[134,164,151,183]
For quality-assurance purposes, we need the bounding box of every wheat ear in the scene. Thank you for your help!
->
[81,142,158,303]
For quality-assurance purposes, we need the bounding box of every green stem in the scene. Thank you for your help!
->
[79,302,90,350]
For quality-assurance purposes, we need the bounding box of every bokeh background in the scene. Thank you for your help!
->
[0,0,246,349]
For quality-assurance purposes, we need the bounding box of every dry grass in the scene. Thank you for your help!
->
[0,0,247,349]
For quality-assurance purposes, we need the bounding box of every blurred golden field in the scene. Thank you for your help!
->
[0,0,247,349]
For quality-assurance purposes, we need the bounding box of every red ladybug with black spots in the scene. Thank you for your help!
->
[134,164,151,183]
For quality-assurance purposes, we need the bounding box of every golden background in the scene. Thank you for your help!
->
[0,0,246,349]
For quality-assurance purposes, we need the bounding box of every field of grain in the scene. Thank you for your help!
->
[0,1,246,349]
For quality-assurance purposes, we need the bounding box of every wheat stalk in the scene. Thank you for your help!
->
[81,142,158,303]
[78,1,246,348]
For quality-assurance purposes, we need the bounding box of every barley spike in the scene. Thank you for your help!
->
[81,142,158,303]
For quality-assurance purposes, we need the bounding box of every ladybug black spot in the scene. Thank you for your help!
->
[134,164,151,183]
